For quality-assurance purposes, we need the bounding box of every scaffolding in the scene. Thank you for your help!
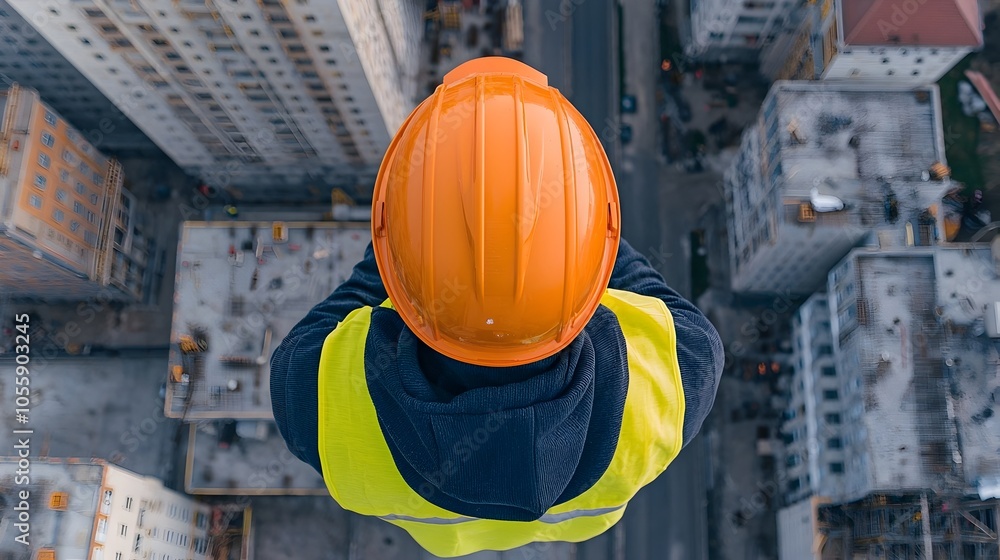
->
[817,493,1000,559]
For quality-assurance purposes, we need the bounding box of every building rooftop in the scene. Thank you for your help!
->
[167,221,370,419]
[184,421,327,495]
[770,82,949,237]
[0,458,103,559]
[835,245,1000,498]
[769,82,952,254]
[839,0,983,47]
[932,245,1000,496]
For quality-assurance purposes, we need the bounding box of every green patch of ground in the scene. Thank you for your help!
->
[937,55,985,194]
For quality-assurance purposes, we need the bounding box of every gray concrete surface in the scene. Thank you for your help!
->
[0,354,180,481]
[524,0,620,169]
[166,222,369,419]
[186,421,327,495]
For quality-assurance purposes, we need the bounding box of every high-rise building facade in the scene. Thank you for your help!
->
[688,0,801,59]
[3,0,423,198]
[0,84,147,301]
[724,81,950,295]
[0,1,161,155]
[779,292,838,506]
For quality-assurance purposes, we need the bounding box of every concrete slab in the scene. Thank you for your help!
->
[184,421,327,495]
[166,221,370,419]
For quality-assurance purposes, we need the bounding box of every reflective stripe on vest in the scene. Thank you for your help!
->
[317,288,686,557]
[379,505,625,525]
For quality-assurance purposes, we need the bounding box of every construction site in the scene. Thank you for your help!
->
[167,221,370,494]
[777,244,1000,559]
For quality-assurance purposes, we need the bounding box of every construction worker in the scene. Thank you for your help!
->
[271,57,724,557]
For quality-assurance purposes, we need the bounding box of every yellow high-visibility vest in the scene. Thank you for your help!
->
[317,288,685,557]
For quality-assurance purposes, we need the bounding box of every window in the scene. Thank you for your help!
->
[787,477,801,492]
[70,220,80,232]
[74,201,84,214]
[821,366,836,377]
[44,110,57,126]
[29,194,42,208]
[34,174,47,188]
[38,153,51,168]
[41,132,55,147]
[115,553,122,560]
[817,345,833,356]
[827,437,842,449]
[133,533,142,552]
[124,496,132,511]
[85,230,97,245]
[823,389,839,401]
[90,194,99,205]
[824,413,841,425]
[56,189,67,203]
[829,462,845,473]
[53,209,64,222]
[87,210,96,224]
[61,169,70,183]
[76,182,86,195]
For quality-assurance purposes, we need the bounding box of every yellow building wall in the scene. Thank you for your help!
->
[14,96,110,270]
[1,86,131,300]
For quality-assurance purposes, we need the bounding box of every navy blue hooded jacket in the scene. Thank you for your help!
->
[271,238,724,521]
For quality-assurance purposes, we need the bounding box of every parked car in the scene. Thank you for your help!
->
[621,94,637,114]
[620,124,633,144]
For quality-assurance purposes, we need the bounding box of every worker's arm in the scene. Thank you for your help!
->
[608,238,724,447]
[270,242,387,471]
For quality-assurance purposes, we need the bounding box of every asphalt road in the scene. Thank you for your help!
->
[523,0,620,171]
[525,1,714,559]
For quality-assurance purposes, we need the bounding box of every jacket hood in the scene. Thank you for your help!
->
[364,305,627,521]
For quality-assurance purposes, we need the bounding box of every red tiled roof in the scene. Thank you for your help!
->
[840,0,983,47]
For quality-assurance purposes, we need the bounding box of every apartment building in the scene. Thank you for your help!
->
[762,0,982,83]
[688,0,802,59]
[0,1,161,155]
[0,84,148,301]
[2,0,423,199]
[724,81,950,295]
[0,457,252,560]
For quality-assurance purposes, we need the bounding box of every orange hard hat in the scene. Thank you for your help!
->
[372,57,620,367]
